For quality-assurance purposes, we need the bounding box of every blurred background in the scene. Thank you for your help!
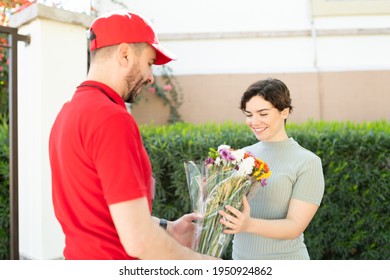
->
[4,0,390,125]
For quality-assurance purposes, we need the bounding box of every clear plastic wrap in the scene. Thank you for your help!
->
[184,145,271,257]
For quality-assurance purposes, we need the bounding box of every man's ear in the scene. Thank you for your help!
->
[117,43,131,67]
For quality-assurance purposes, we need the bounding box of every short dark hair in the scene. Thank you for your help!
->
[89,42,149,63]
[240,78,293,114]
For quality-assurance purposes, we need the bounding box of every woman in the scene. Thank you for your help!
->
[219,78,325,259]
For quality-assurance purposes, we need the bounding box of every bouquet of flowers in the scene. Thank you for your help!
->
[184,144,271,257]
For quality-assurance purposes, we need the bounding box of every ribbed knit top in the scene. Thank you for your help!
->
[232,137,325,260]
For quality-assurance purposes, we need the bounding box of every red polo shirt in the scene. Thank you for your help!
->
[49,81,152,259]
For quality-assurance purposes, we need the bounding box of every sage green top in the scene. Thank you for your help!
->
[232,138,325,260]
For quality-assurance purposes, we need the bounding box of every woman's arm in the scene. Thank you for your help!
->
[219,196,319,240]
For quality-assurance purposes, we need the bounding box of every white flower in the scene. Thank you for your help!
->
[215,157,222,166]
[222,158,228,166]
[236,157,255,176]
[231,149,246,163]
[217,145,230,153]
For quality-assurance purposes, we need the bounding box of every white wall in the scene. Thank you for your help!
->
[93,0,390,75]
[313,15,390,71]
[95,0,311,33]
[11,4,92,259]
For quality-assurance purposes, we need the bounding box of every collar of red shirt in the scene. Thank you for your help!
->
[78,80,126,109]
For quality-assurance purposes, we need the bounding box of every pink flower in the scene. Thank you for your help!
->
[219,149,235,161]
[163,84,172,92]
[148,87,156,94]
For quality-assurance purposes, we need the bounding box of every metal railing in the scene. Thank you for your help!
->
[0,25,30,260]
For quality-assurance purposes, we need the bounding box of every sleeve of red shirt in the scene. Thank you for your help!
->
[87,111,151,205]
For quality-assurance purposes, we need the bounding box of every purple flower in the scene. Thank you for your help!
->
[261,178,267,187]
[205,157,214,165]
[219,149,236,162]
[228,154,236,161]
[219,149,229,159]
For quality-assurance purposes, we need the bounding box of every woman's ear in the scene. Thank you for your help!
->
[282,108,290,119]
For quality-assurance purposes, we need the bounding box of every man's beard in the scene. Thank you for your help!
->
[124,68,149,104]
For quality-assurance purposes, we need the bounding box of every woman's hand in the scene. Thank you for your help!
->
[218,196,252,234]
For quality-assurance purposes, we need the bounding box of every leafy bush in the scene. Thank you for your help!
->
[141,120,390,260]
[0,120,388,259]
[0,115,9,259]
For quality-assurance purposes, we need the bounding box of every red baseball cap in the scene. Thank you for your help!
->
[89,11,177,65]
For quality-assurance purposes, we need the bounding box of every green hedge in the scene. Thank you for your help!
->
[0,120,388,259]
[141,120,390,260]
[0,115,9,260]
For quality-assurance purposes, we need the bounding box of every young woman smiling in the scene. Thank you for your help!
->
[218,78,325,260]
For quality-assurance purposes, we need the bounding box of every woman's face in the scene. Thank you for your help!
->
[243,96,289,142]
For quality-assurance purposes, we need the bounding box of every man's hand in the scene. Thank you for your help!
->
[169,212,202,248]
